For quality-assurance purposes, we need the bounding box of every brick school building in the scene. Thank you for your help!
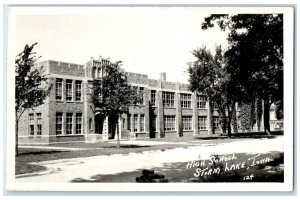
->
[17,56,282,145]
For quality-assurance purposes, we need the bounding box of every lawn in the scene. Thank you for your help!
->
[16,143,188,175]
[16,133,283,175]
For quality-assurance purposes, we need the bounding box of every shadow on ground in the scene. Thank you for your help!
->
[194,131,283,140]
[71,151,284,183]
[103,145,151,149]
[18,150,68,156]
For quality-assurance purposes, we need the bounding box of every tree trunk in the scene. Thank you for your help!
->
[15,112,19,157]
[263,98,271,135]
[209,100,215,134]
[116,115,120,149]
[220,111,227,135]
[227,106,233,138]
[231,106,238,133]
[255,98,263,131]
[207,99,213,135]
[227,120,232,138]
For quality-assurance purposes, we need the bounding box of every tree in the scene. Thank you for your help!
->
[188,45,240,137]
[188,46,218,135]
[202,14,283,135]
[15,43,51,156]
[89,62,142,148]
[255,97,263,131]
[212,45,241,137]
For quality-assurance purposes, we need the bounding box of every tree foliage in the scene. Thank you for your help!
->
[201,14,283,134]
[90,64,142,116]
[89,62,142,147]
[15,43,51,156]
[188,46,240,137]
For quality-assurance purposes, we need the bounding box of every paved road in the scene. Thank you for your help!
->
[17,136,283,183]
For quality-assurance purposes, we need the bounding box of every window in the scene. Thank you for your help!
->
[198,116,207,130]
[66,79,73,101]
[164,116,176,131]
[75,80,82,101]
[150,90,156,106]
[66,113,73,134]
[162,92,175,107]
[56,113,63,135]
[139,87,144,105]
[29,114,34,135]
[127,114,131,131]
[181,93,192,108]
[36,113,42,135]
[55,79,63,100]
[213,117,219,129]
[182,116,192,131]
[76,113,82,134]
[150,116,157,131]
[133,114,138,132]
[140,114,145,132]
[197,95,207,109]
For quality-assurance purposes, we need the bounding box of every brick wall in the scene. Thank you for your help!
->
[18,102,50,144]
[19,59,216,144]
[161,81,176,90]
[126,72,149,85]
[48,60,85,77]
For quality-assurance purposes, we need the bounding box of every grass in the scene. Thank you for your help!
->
[15,143,188,175]
[16,133,283,175]
[15,161,48,175]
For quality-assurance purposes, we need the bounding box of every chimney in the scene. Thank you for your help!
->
[160,72,166,81]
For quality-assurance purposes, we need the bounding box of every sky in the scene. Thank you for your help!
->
[14,7,229,83]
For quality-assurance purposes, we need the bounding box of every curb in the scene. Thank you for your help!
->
[16,167,55,179]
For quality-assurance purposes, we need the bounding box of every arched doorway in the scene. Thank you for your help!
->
[108,115,118,139]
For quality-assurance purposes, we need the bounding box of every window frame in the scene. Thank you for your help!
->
[140,114,145,132]
[139,87,145,105]
[75,113,82,134]
[66,113,73,135]
[66,79,73,101]
[164,115,176,131]
[213,117,219,130]
[197,95,207,109]
[75,80,82,101]
[181,93,192,108]
[182,116,193,131]
[198,116,207,130]
[55,78,63,101]
[56,113,63,135]
[162,91,175,108]
[133,114,138,132]
[36,113,42,135]
[29,113,35,135]
[150,90,156,106]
